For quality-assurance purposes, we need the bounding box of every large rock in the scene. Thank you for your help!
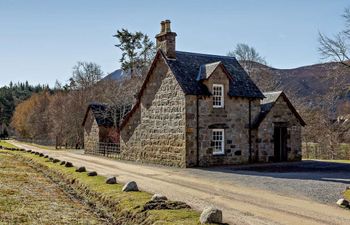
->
[65,162,73,167]
[87,171,97,176]
[76,166,86,172]
[200,207,223,224]
[151,194,168,201]
[106,176,117,184]
[337,198,349,208]
[122,181,139,192]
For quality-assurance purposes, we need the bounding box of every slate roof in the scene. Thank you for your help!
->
[82,103,132,128]
[252,91,306,128]
[166,51,265,98]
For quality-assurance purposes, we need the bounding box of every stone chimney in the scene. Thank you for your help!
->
[155,20,177,59]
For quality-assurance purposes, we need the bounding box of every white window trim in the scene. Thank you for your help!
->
[212,84,224,108]
[212,129,225,155]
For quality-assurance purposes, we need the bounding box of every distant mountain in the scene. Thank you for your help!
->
[248,61,350,114]
[103,69,130,81]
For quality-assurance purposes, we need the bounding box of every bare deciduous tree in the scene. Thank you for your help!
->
[227,43,266,74]
[319,7,350,68]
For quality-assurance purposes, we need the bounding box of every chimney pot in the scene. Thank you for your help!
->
[155,20,176,59]
[160,21,165,33]
[164,20,171,32]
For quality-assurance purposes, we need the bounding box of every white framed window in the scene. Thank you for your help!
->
[213,84,224,108]
[212,129,225,155]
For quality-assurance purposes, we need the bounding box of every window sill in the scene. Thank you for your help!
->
[213,152,225,156]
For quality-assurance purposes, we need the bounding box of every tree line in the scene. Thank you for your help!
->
[9,29,155,148]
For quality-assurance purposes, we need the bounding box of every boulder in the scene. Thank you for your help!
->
[87,171,97,176]
[337,198,349,208]
[200,207,223,224]
[76,166,86,172]
[65,162,73,167]
[53,159,60,163]
[151,194,168,201]
[106,176,117,184]
[122,181,139,192]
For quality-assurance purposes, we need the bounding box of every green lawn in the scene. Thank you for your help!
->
[0,140,17,149]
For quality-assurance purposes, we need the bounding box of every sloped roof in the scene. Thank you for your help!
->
[121,50,265,129]
[196,61,222,80]
[166,51,264,98]
[252,91,306,128]
[82,103,132,128]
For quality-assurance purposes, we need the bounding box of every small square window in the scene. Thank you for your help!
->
[213,84,224,108]
[212,129,224,155]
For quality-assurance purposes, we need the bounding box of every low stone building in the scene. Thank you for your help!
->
[82,103,121,153]
[110,20,305,167]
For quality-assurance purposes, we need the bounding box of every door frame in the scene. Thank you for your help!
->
[273,123,288,162]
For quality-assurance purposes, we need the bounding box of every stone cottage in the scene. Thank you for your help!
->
[83,103,126,153]
[108,20,305,167]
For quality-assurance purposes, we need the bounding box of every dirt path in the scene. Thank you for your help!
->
[10,140,350,225]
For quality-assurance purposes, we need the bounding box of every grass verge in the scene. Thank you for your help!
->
[0,151,106,224]
[1,149,206,225]
[0,140,18,149]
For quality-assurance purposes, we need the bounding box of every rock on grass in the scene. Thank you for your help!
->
[151,194,167,201]
[122,181,139,192]
[106,176,117,184]
[65,162,73,167]
[87,171,97,176]
[200,207,222,224]
[76,167,86,172]
[337,198,349,208]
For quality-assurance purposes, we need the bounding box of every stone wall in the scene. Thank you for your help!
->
[84,112,99,154]
[186,66,261,166]
[256,96,302,162]
[120,57,187,167]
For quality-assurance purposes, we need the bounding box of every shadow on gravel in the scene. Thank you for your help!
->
[198,160,350,185]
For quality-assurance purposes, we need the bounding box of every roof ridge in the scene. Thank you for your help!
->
[263,91,283,94]
[175,50,237,59]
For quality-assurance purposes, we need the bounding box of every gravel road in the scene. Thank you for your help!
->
[9,140,350,225]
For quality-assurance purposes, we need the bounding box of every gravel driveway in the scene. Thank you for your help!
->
[8,140,350,225]
[196,160,350,204]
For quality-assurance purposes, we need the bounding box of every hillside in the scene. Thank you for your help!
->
[249,61,350,114]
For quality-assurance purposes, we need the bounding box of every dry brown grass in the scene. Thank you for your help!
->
[0,151,107,225]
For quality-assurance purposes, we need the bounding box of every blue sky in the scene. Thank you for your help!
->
[0,0,349,86]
